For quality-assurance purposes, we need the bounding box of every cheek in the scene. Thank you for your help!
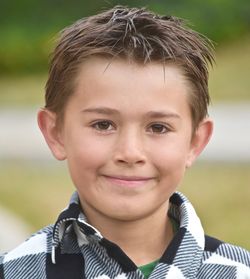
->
[153,136,190,162]
[66,136,111,182]
[152,141,189,180]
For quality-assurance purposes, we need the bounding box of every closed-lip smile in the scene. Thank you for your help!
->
[102,175,154,187]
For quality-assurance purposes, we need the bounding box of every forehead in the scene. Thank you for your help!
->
[75,56,189,94]
[68,57,192,120]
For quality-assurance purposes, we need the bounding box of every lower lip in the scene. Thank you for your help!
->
[103,176,153,188]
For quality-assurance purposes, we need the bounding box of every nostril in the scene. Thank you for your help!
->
[115,153,146,166]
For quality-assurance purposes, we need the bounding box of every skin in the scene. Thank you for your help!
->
[38,57,213,265]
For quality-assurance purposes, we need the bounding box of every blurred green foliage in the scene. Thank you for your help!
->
[0,0,249,74]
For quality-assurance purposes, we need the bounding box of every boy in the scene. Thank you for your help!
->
[0,5,249,279]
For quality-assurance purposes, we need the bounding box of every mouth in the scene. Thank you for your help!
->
[102,175,155,188]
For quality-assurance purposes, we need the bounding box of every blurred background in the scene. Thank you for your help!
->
[0,0,249,252]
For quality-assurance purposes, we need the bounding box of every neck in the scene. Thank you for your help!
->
[83,201,173,266]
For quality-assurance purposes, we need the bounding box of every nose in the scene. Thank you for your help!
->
[113,130,146,166]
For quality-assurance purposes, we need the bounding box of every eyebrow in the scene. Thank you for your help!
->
[145,110,180,119]
[81,107,119,115]
[81,107,180,119]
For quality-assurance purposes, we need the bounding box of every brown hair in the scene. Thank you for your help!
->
[45,6,214,129]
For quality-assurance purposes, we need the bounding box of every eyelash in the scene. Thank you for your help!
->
[90,120,115,132]
[90,120,171,134]
[147,123,171,134]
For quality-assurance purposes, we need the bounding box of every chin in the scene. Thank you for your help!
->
[102,204,158,223]
[108,212,148,222]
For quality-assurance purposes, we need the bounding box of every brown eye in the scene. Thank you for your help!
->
[92,120,114,131]
[149,123,169,134]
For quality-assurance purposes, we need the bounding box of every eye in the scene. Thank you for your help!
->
[91,120,115,131]
[148,123,170,134]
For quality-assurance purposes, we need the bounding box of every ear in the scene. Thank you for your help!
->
[186,118,213,168]
[37,109,66,160]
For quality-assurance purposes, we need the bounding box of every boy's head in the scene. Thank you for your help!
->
[38,6,214,223]
[45,5,214,130]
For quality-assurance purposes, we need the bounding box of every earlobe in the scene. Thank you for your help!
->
[37,109,66,161]
[186,118,213,168]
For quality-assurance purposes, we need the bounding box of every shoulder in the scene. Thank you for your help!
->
[0,225,53,278]
[199,235,250,277]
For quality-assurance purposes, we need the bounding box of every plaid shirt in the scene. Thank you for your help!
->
[0,192,249,279]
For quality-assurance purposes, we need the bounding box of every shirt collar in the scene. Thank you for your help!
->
[51,192,102,264]
[169,192,205,249]
[52,191,205,272]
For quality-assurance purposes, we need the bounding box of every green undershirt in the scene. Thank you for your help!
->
[138,217,179,278]
[138,259,159,278]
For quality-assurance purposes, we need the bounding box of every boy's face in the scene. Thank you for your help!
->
[39,57,212,223]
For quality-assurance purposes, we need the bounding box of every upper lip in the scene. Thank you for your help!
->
[103,175,154,181]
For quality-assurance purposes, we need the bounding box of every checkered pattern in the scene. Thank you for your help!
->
[0,192,249,278]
